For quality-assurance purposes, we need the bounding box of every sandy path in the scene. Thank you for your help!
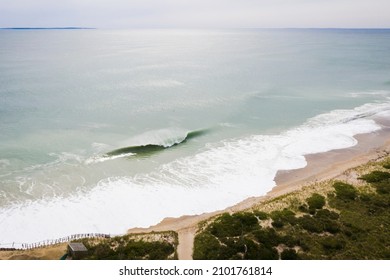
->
[177,228,196,260]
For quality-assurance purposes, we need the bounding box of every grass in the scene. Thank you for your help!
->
[74,231,178,260]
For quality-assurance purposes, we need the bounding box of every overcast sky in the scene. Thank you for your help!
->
[1,0,389,28]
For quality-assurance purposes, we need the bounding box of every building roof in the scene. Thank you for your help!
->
[68,242,88,252]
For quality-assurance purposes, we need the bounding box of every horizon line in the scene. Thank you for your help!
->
[1,27,390,30]
[0,27,95,30]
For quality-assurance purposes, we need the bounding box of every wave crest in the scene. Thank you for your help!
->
[105,128,209,158]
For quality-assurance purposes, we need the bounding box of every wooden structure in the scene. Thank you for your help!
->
[67,242,88,260]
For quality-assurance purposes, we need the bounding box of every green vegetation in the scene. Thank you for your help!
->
[193,165,390,260]
[74,231,178,260]
[382,162,390,169]
[359,171,390,183]
[333,182,357,201]
[306,193,326,210]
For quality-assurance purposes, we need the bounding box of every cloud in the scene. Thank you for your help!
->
[0,0,389,28]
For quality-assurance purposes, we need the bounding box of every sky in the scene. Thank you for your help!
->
[1,0,390,28]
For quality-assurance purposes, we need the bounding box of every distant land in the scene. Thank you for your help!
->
[0,27,95,30]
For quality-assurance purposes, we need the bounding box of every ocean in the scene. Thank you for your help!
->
[1,29,390,246]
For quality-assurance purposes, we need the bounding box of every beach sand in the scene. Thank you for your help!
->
[2,118,389,260]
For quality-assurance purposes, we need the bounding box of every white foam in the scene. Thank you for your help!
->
[0,102,388,246]
[85,152,136,164]
[47,152,85,165]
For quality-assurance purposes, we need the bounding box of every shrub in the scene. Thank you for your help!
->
[281,249,299,260]
[193,233,222,260]
[209,212,260,238]
[253,210,268,220]
[253,228,281,247]
[306,193,326,210]
[373,182,390,194]
[216,238,244,260]
[366,195,389,214]
[359,171,390,183]
[322,219,341,234]
[209,213,242,237]
[271,209,297,226]
[382,162,390,169]
[93,243,114,260]
[333,182,357,200]
[315,209,339,220]
[298,204,308,213]
[271,220,284,228]
[297,215,323,233]
[232,212,260,231]
[245,243,278,260]
[280,235,300,248]
[321,236,345,251]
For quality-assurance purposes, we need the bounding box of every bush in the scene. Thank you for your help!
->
[373,182,390,194]
[232,212,259,231]
[366,195,389,214]
[333,182,357,200]
[359,171,390,183]
[253,228,281,247]
[315,209,339,220]
[271,209,297,226]
[382,162,390,169]
[321,236,345,251]
[298,204,308,213]
[281,249,299,260]
[322,219,341,234]
[306,193,326,210]
[271,220,284,228]
[193,233,222,260]
[245,243,278,260]
[280,234,303,248]
[253,210,268,220]
[209,213,260,238]
[297,215,323,233]
[209,213,243,238]
[93,243,114,260]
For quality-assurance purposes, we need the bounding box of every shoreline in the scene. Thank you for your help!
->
[127,118,390,259]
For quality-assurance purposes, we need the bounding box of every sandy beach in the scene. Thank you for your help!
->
[127,117,390,260]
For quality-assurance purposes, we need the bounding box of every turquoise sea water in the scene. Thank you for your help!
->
[1,29,390,246]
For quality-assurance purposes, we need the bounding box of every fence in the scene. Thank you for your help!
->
[0,233,111,251]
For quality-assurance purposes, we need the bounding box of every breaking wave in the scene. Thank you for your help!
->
[105,129,209,157]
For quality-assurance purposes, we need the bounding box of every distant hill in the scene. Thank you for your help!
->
[0,27,95,30]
